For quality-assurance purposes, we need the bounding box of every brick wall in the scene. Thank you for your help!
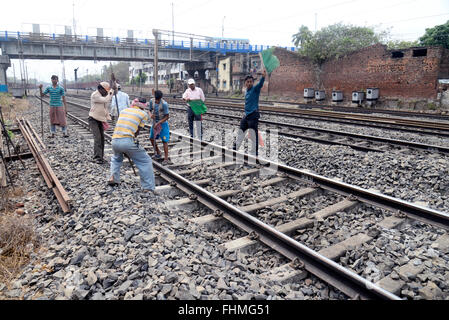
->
[266,45,448,101]
[438,48,449,79]
[264,49,317,98]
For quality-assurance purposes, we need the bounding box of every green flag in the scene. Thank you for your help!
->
[188,99,207,115]
[260,47,280,75]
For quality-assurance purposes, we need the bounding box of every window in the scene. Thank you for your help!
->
[391,51,404,59]
[223,63,226,70]
[413,49,427,57]
[223,80,227,89]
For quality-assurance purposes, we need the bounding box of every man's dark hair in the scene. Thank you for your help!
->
[244,75,254,81]
[51,75,58,80]
[138,97,147,103]
[98,84,105,91]
[154,90,163,100]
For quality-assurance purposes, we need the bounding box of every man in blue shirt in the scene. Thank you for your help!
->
[110,84,130,123]
[233,68,266,156]
[149,90,171,165]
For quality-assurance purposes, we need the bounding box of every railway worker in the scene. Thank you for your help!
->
[182,78,205,140]
[149,90,171,165]
[89,82,113,164]
[39,75,68,138]
[233,68,267,157]
[108,97,155,193]
[110,83,130,123]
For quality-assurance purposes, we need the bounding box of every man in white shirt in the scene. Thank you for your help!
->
[182,78,205,139]
[110,84,130,123]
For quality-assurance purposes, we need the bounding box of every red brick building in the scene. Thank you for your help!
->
[264,44,449,103]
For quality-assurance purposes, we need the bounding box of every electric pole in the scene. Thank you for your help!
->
[171,2,175,45]
[72,0,77,37]
[74,67,79,93]
[222,16,225,38]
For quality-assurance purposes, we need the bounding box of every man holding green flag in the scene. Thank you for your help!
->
[182,79,206,140]
[233,68,267,157]
[233,47,279,157]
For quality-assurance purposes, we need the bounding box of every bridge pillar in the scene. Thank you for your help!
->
[186,69,211,93]
[0,55,11,92]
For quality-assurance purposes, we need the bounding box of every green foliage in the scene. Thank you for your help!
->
[7,129,15,140]
[292,23,388,64]
[420,20,449,49]
[134,72,148,85]
[386,40,419,50]
[427,102,437,110]
[102,62,131,84]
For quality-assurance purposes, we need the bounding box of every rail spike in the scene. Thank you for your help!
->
[213,210,223,217]
[248,231,259,240]
[290,257,305,269]
[189,193,198,201]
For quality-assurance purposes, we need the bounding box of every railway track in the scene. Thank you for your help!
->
[202,96,449,121]
[16,117,71,212]
[68,92,449,133]
[163,97,449,138]
[34,94,449,300]
[67,94,449,155]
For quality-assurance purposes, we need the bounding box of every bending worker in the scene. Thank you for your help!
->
[108,98,155,193]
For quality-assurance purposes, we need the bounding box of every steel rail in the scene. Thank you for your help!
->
[53,94,401,299]
[48,95,449,229]
[60,96,449,154]
[169,131,449,231]
[202,96,449,120]
[167,105,449,154]
[164,98,449,136]
[149,134,400,300]
[17,118,71,213]
[67,93,449,135]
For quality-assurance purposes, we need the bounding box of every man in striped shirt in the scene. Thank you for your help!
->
[109,98,155,193]
[39,75,68,137]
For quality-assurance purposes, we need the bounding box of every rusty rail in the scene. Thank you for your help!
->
[17,118,71,213]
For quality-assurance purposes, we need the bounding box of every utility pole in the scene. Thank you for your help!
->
[62,61,67,93]
[72,0,77,37]
[74,67,79,93]
[12,63,16,86]
[171,2,175,45]
[24,62,29,96]
[222,16,226,38]
[153,29,159,91]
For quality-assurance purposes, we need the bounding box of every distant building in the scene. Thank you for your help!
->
[129,62,186,86]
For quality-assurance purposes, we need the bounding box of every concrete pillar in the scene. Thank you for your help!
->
[0,55,11,92]
[187,69,209,92]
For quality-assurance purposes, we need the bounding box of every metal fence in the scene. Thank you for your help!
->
[0,31,297,54]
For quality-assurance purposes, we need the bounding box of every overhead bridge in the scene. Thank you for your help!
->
[0,30,295,63]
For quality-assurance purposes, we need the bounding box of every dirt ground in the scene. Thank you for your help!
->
[0,93,40,299]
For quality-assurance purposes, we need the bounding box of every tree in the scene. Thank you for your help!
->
[292,23,388,64]
[101,62,131,83]
[386,40,419,50]
[419,20,449,49]
[134,72,148,86]
[292,25,313,48]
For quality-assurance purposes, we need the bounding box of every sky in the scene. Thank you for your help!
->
[1,0,448,83]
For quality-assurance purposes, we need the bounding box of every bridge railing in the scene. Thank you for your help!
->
[0,30,297,54]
